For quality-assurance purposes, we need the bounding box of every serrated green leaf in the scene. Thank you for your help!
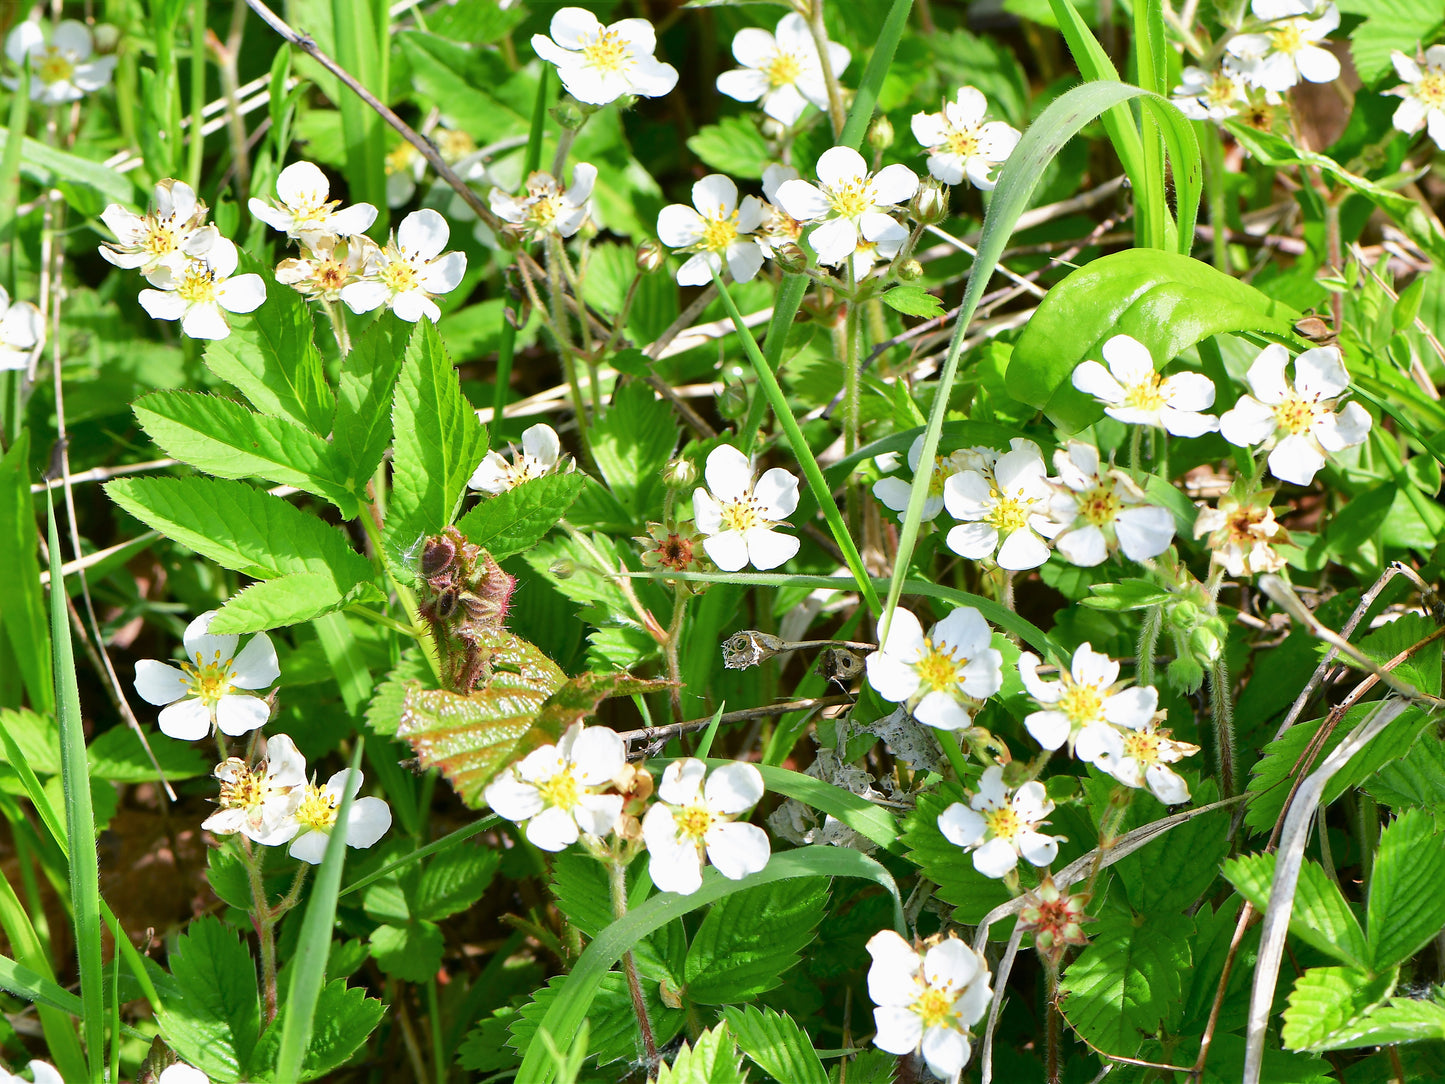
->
[158,916,261,1081]
[900,782,1011,925]
[722,1005,827,1084]
[1368,808,1445,969]
[248,978,385,1081]
[1365,730,1445,812]
[132,391,358,516]
[1007,249,1299,430]
[414,844,500,922]
[368,921,444,983]
[1058,911,1191,1056]
[686,118,770,179]
[1359,613,1443,696]
[388,321,488,552]
[1115,779,1228,915]
[332,313,410,488]
[657,1024,748,1084]
[548,850,684,984]
[209,572,382,634]
[881,285,946,318]
[207,847,253,913]
[85,725,208,782]
[1337,0,1445,83]
[828,1049,897,1084]
[509,970,685,1068]
[684,878,828,1004]
[1308,994,1445,1050]
[455,472,586,560]
[1281,966,1396,1052]
[1221,853,1369,968]
[364,650,436,737]
[588,382,678,520]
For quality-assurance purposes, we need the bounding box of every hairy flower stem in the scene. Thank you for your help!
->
[665,584,688,724]
[803,0,847,138]
[843,268,863,533]
[545,236,593,458]
[321,298,352,355]
[607,858,658,1068]
[1046,960,1062,1084]
[240,838,281,1026]
[1208,655,1236,796]
[1136,605,1164,688]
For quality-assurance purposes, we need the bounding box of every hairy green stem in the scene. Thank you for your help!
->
[607,858,657,1068]
[1208,655,1236,797]
[241,838,281,1026]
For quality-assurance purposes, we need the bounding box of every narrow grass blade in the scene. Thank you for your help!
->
[330,0,389,220]
[0,432,54,713]
[340,814,498,899]
[0,868,88,1082]
[47,494,104,1083]
[837,0,913,151]
[0,62,31,258]
[693,704,726,760]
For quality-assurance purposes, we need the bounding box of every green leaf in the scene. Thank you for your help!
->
[1307,994,1445,1050]
[0,432,51,713]
[158,916,261,1081]
[1281,966,1396,1052]
[1007,249,1300,430]
[455,472,586,561]
[332,313,409,488]
[368,921,444,983]
[413,844,500,922]
[722,1005,827,1084]
[388,320,488,552]
[203,272,333,435]
[1365,730,1445,813]
[1058,911,1191,1057]
[1367,808,1445,969]
[1222,853,1369,969]
[364,650,435,737]
[880,286,945,318]
[686,117,771,179]
[548,850,683,984]
[754,763,903,855]
[510,970,686,1068]
[85,726,208,782]
[656,1024,748,1084]
[0,124,132,201]
[209,572,384,634]
[132,391,359,517]
[588,382,678,520]
[827,1050,897,1084]
[900,782,1011,925]
[684,878,829,1004]
[1114,779,1229,915]
[1336,0,1445,83]
[250,978,385,1081]
[1359,613,1443,696]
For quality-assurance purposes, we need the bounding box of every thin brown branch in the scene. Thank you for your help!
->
[619,696,851,758]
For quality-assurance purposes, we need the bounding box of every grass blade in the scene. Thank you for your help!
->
[837,0,913,151]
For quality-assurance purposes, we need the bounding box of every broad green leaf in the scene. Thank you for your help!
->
[388,321,488,552]
[332,314,409,489]
[900,782,1012,926]
[455,472,586,561]
[509,970,686,1069]
[414,844,500,922]
[1308,995,1445,1050]
[1359,613,1443,696]
[548,850,684,984]
[132,391,359,516]
[686,118,771,179]
[203,273,333,436]
[1114,779,1229,915]
[0,432,51,712]
[158,916,262,1081]
[85,726,208,782]
[1365,730,1445,813]
[881,285,946,318]
[364,650,435,737]
[1367,808,1445,969]
[1336,0,1445,83]
[1058,911,1191,1056]
[211,573,384,635]
[588,382,678,520]
[722,1005,827,1084]
[368,921,444,983]
[1007,249,1300,430]
[753,763,903,855]
[0,708,60,774]
[684,878,828,1004]
[248,978,385,1081]
[827,1050,897,1084]
[396,30,528,142]
[656,1024,748,1084]
[0,124,132,201]
[1222,853,1369,969]
[1281,966,1396,1052]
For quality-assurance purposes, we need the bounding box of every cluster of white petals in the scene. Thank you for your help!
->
[872,435,965,523]
[469,423,573,495]
[3,18,115,103]
[1095,718,1199,805]
[944,439,1057,570]
[866,606,1003,731]
[657,175,766,287]
[1171,64,1253,122]
[716,13,849,127]
[1072,335,1219,437]
[485,723,626,851]
[1047,441,1175,566]
[866,930,992,1080]
[490,163,597,242]
[532,7,678,105]
[1388,47,1445,149]
[249,161,378,246]
[0,285,43,372]
[939,765,1063,878]
[1226,0,1340,93]
[133,611,279,740]
[911,87,1021,190]
[774,147,918,275]
[203,733,307,845]
[1219,343,1371,486]
[756,164,805,258]
[339,208,466,324]
[642,759,770,895]
[693,444,801,572]
[100,179,216,275]
[287,767,393,864]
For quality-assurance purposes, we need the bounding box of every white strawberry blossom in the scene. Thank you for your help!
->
[911,87,1021,190]
[202,734,307,845]
[1095,718,1198,805]
[531,7,679,106]
[469,423,572,495]
[1047,440,1175,566]
[275,234,378,302]
[133,611,279,740]
[872,434,962,522]
[3,19,116,104]
[642,759,770,895]
[1171,65,1251,122]
[865,930,992,1081]
[1017,643,1157,764]
[692,444,800,572]
[943,440,1057,570]
[489,163,597,242]
[773,147,917,271]
[938,765,1063,878]
[866,606,1003,731]
[1218,343,1371,485]
[0,286,42,372]
[99,179,217,275]
[138,237,266,341]
[340,209,466,323]
[757,163,805,257]
[1071,334,1219,437]
[484,723,625,851]
[1387,47,1445,151]
[657,175,766,287]
[286,768,393,864]
[1193,490,1291,577]
[716,13,849,127]
[248,161,378,245]
[1227,1,1340,93]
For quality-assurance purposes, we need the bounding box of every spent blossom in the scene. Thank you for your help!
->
[531,7,679,106]
[3,18,116,103]
[1194,489,1291,577]
[1017,642,1157,763]
[865,930,992,1081]
[692,444,800,572]
[1047,440,1175,566]
[1387,47,1445,151]
[275,234,378,302]
[202,734,307,845]
[943,439,1057,570]
[340,209,466,323]
[642,759,770,895]
[490,163,597,242]
[1071,334,1219,437]
[249,161,378,245]
[773,147,917,272]
[469,423,572,494]
[484,723,626,851]
[657,174,766,287]
[99,179,216,275]
[911,87,1021,190]
[715,13,849,127]
[938,765,1063,878]
[286,768,393,864]
[133,611,279,740]
[1226,1,1340,93]
[1218,343,1371,485]
[138,236,266,341]
[0,286,42,372]
[756,164,805,258]
[866,606,1004,731]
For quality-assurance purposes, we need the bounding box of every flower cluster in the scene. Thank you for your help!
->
[491,163,597,243]
[531,7,678,106]
[1226,0,1341,94]
[1388,47,1445,149]
[775,147,919,275]
[134,611,279,741]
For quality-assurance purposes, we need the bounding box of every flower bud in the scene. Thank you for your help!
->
[893,258,923,282]
[636,239,665,273]
[772,242,808,275]
[662,457,697,490]
[553,98,587,130]
[1189,622,1224,663]
[92,23,120,52]
[910,178,949,225]
[867,115,894,153]
[549,559,575,579]
[760,117,789,142]
[718,380,749,420]
[1167,655,1204,694]
[1167,599,1199,630]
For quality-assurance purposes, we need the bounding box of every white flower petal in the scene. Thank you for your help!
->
[158,698,212,741]
[215,694,270,736]
[705,820,770,880]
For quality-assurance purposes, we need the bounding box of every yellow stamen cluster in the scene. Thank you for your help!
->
[294,783,339,832]
[176,265,220,305]
[674,803,715,842]
[765,51,803,88]
[1057,680,1104,725]
[537,763,581,811]
[181,649,237,704]
[37,48,74,86]
[985,489,1032,534]
[1077,482,1122,528]
[385,142,419,177]
[1273,395,1319,436]
[983,805,1022,841]
[380,259,420,294]
[1121,729,1161,765]
[945,126,981,159]
[1123,372,1166,412]
[582,28,632,74]
[826,177,873,219]
[720,494,770,534]
[914,637,966,693]
[911,984,961,1031]
[1268,22,1305,57]
[216,761,263,811]
[700,210,741,254]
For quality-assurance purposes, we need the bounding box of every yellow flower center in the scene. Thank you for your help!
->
[1122,729,1161,765]
[985,489,1032,535]
[1058,680,1104,725]
[315,257,348,292]
[1418,70,1445,108]
[983,804,1022,841]
[437,128,476,162]
[181,648,237,704]
[582,28,632,74]
[1123,372,1166,412]
[1273,394,1318,436]
[720,495,769,533]
[294,783,339,832]
[765,50,803,88]
[1205,74,1239,109]
[701,210,741,253]
[826,177,873,219]
[674,803,715,842]
[385,142,419,176]
[914,637,966,694]
[1268,22,1305,57]
[37,48,74,86]
[945,126,980,159]
[912,985,960,1031]
[216,762,263,811]
[928,457,953,498]
[144,223,178,257]
[176,264,220,305]
[380,259,419,294]
[1077,482,1122,528]
[291,196,340,228]
[536,763,581,811]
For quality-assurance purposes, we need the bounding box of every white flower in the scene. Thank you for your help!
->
[0,285,42,372]
[865,930,991,1080]
[1194,490,1290,577]
[287,768,393,864]
[866,606,1003,731]
[872,435,962,523]
[1226,2,1340,93]
[1387,47,1445,151]
[340,209,466,323]
[531,7,679,106]
[275,234,379,302]
[938,765,1063,878]
[100,179,217,275]
[484,723,625,851]
[157,1066,211,1084]
[1171,65,1250,122]
[490,163,597,242]
[757,163,805,257]
[469,423,572,494]
[943,440,1057,570]
[1018,643,1157,765]
[773,147,917,271]
[202,734,307,845]
[133,611,279,740]
[138,237,267,341]
[1219,343,1371,486]
[657,174,766,287]
[1047,440,1175,566]
[0,1062,63,1084]
[911,87,1021,190]
[1071,334,1219,436]
[642,759,770,895]
[1094,719,1199,805]
[248,161,378,245]
[692,444,800,572]
[715,13,849,127]
[3,19,116,103]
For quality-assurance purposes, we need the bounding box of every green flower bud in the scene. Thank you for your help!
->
[1168,600,1200,630]
[894,258,924,282]
[662,458,697,489]
[910,178,949,225]
[636,239,665,273]
[1168,655,1204,694]
[868,115,895,152]
[772,242,808,274]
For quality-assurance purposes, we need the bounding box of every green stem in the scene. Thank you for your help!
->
[1203,120,1229,271]
[187,0,207,190]
[1208,655,1236,797]
[356,502,441,682]
[842,264,862,533]
[664,583,688,724]
[241,838,281,1027]
[737,273,808,455]
[836,0,914,151]
[1137,604,1164,688]
[936,729,971,783]
[607,858,657,1068]
[803,0,847,139]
